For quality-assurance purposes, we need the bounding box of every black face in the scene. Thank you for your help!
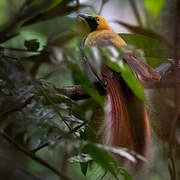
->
[78,14,98,32]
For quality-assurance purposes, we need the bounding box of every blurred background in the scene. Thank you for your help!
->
[0,0,179,180]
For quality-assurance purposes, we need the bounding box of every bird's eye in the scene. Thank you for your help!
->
[94,17,99,21]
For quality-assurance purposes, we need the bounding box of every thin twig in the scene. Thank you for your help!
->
[38,85,74,133]
[31,121,88,153]
[98,171,107,180]
[31,143,49,153]
[0,154,45,180]
[3,55,18,60]
[98,0,108,15]
[76,0,80,7]
[168,149,176,180]
[128,0,143,27]
[2,47,41,53]
[76,0,80,14]
[0,131,70,180]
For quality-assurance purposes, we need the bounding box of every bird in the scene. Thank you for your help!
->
[78,14,160,166]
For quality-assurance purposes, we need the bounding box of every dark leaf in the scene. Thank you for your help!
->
[69,63,104,106]
[79,126,96,141]
[116,21,171,48]
[120,169,132,180]
[44,0,63,11]
[0,33,19,44]
[83,143,118,179]
[119,33,172,59]
[0,0,53,43]
[80,162,88,176]
[0,0,78,43]
[24,39,40,51]
[23,0,83,26]
[1,85,35,115]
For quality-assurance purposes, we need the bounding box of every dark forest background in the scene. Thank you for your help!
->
[0,0,180,179]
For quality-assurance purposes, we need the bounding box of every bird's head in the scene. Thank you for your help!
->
[78,14,111,32]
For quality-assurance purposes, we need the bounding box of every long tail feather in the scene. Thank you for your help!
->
[105,75,133,149]
[103,66,150,159]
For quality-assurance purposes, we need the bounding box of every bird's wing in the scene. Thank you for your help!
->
[122,53,161,84]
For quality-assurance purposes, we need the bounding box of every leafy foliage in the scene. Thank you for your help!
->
[119,33,172,68]
[120,169,132,180]
[83,143,118,179]
[144,0,165,17]
[107,56,146,101]
[0,0,179,180]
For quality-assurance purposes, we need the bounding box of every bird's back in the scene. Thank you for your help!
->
[85,29,126,47]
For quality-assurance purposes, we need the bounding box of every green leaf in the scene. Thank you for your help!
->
[120,169,132,180]
[144,0,165,17]
[80,162,88,176]
[44,0,63,11]
[120,33,167,53]
[83,143,118,179]
[83,46,102,78]
[107,58,146,101]
[70,63,104,106]
[80,126,96,141]
[23,0,80,26]
[119,33,172,67]
[117,21,171,48]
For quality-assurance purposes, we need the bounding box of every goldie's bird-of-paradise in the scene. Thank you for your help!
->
[78,14,161,167]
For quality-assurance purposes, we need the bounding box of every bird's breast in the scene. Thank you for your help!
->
[85,30,127,47]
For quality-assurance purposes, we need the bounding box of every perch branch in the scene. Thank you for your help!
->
[0,131,70,180]
[55,69,180,101]
[56,81,106,101]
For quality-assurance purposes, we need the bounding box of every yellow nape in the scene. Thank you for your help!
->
[93,15,111,30]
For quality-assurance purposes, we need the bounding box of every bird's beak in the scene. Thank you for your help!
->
[78,13,91,22]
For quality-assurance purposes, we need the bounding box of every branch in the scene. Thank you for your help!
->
[128,0,143,27]
[0,0,52,43]
[54,69,180,101]
[38,86,75,134]
[98,0,108,15]
[31,121,88,153]
[56,82,106,101]
[0,131,70,180]
[1,46,41,53]
[76,0,80,12]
